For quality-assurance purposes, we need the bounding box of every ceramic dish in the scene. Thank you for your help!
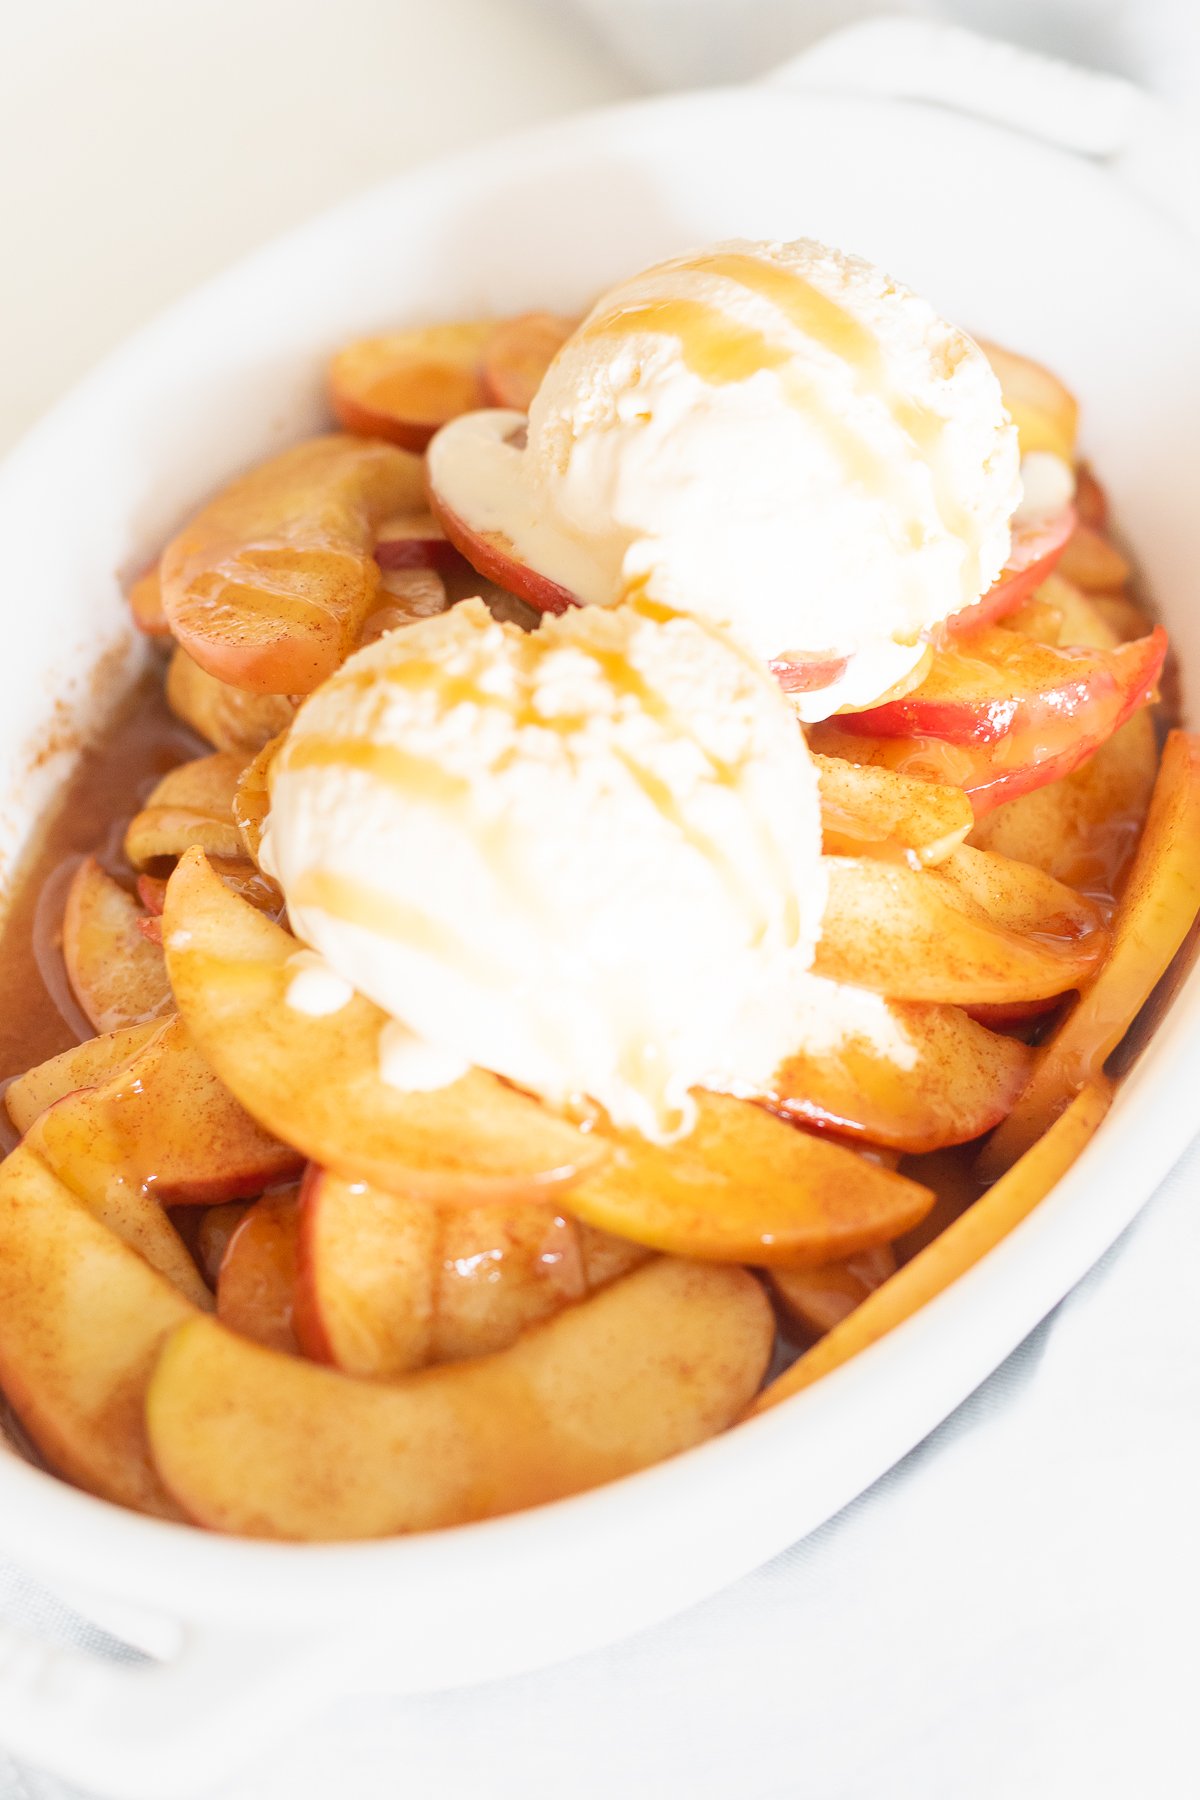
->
[0,21,1196,1798]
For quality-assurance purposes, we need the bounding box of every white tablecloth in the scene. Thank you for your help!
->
[2,3,1198,1796]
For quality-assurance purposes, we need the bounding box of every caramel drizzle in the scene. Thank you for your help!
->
[584,251,984,594]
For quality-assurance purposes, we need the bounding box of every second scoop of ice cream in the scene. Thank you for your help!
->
[430,237,1021,719]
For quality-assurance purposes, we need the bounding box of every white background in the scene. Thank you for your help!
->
[1,4,1199,1798]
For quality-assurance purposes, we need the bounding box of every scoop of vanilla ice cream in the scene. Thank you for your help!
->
[429,238,1021,720]
[261,597,826,1140]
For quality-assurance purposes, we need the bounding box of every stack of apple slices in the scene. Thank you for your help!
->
[0,322,1194,1543]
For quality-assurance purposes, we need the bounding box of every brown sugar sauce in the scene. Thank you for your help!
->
[0,661,204,1152]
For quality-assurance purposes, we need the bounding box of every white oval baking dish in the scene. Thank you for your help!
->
[0,21,1196,1798]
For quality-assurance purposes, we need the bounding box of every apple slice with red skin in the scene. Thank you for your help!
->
[1057,521,1132,592]
[374,512,456,572]
[826,625,1165,814]
[26,1014,300,1218]
[565,1091,932,1267]
[481,312,577,411]
[757,999,1033,1154]
[62,857,173,1034]
[216,1189,302,1354]
[942,507,1075,639]
[161,434,425,696]
[816,854,1106,1006]
[329,323,494,451]
[431,491,579,616]
[845,622,1165,748]
[4,1021,161,1137]
[146,1257,774,1540]
[162,848,607,1202]
[0,1144,197,1515]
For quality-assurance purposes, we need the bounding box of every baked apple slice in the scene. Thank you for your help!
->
[845,622,1165,747]
[295,1168,642,1378]
[753,1081,1110,1414]
[124,751,249,869]
[0,1144,197,1514]
[816,856,1106,1005]
[759,999,1033,1154]
[165,647,296,755]
[4,1020,160,1136]
[814,756,973,866]
[979,730,1200,1176]
[373,512,454,571]
[564,1091,932,1266]
[126,562,170,637]
[977,339,1079,461]
[216,1189,302,1354]
[146,1257,773,1539]
[1057,522,1131,592]
[481,312,577,410]
[196,1201,251,1288]
[25,1017,299,1273]
[824,625,1165,813]
[970,711,1157,896]
[769,1246,897,1340]
[162,848,606,1201]
[942,507,1075,637]
[160,435,425,695]
[329,322,494,449]
[62,857,173,1033]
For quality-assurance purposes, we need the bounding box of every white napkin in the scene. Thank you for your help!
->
[3,1129,1199,1800]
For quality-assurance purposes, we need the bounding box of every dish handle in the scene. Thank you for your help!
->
[765,18,1200,240]
[0,1611,358,1799]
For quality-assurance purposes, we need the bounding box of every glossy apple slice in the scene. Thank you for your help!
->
[25,1016,299,1265]
[977,339,1079,461]
[163,849,606,1201]
[0,1144,198,1514]
[758,1000,1033,1154]
[124,751,249,869]
[814,756,973,867]
[295,1168,638,1378]
[769,1246,897,1340]
[231,733,281,868]
[816,855,1106,1005]
[293,1171,438,1376]
[4,1020,161,1136]
[846,623,1165,749]
[126,562,170,637]
[216,1189,302,1354]
[564,1091,932,1266]
[978,731,1200,1177]
[146,1257,773,1539]
[752,1082,1110,1414]
[481,312,577,411]
[62,857,173,1034]
[165,647,296,755]
[329,323,494,450]
[161,435,425,695]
